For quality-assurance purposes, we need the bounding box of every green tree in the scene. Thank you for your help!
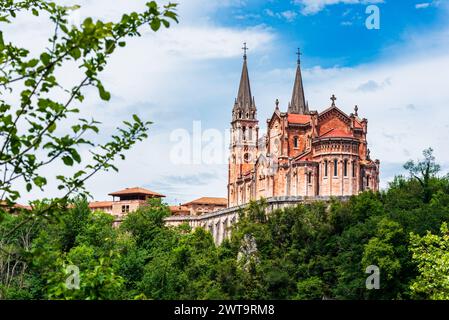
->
[410,222,449,300]
[404,148,441,203]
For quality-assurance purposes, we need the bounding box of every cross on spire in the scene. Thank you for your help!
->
[331,94,337,106]
[242,42,248,60]
[296,48,302,65]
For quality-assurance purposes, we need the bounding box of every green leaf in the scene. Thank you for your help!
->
[83,17,93,28]
[72,125,81,133]
[70,149,81,163]
[40,52,51,65]
[0,31,4,50]
[33,176,47,188]
[132,114,141,123]
[27,59,39,68]
[98,84,111,101]
[48,122,56,133]
[62,156,74,166]
[150,18,161,31]
[74,170,86,179]
[70,47,81,60]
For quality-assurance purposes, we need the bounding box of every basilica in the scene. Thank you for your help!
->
[227,49,380,208]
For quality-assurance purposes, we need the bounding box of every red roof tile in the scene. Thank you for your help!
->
[169,205,190,215]
[108,187,165,197]
[320,128,353,138]
[288,114,311,124]
[89,201,113,208]
[183,197,228,206]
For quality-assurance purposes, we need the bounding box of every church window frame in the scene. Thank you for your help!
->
[333,159,338,177]
[343,159,348,177]
[324,160,328,177]
[293,136,299,149]
[307,171,312,184]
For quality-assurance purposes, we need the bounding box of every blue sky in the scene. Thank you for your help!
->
[8,0,449,205]
[214,0,446,67]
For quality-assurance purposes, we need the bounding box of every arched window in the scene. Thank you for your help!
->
[344,159,348,177]
[244,153,250,163]
[334,159,338,177]
[324,160,328,177]
[238,111,242,119]
[293,136,299,148]
[308,172,312,184]
[366,175,370,187]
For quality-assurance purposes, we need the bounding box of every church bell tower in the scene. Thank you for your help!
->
[228,43,259,207]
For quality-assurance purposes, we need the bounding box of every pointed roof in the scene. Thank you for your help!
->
[108,187,165,198]
[288,52,308,115]
[236,56,253,111]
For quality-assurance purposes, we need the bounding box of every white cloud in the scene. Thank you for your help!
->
[265,9,298,22]
[293,0,385,15]
[281,10,298,22]
[415,1,442,9]
[416,3,431,9]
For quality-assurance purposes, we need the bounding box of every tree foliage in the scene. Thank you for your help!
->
[1,157,449,299]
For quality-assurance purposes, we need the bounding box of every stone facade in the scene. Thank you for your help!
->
[165,195,351,245]
[227,54,380,208]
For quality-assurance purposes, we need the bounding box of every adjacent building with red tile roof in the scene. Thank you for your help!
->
[180,197,227,215]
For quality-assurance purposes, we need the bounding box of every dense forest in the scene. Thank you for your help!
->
[0,149,448,300]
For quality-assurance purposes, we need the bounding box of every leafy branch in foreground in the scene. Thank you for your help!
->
[0,1,178,204]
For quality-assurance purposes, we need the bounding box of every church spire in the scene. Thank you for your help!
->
[233,43,256,121]
[288,48,308,114]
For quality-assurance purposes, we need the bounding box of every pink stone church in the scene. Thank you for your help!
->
[227,49,380,207]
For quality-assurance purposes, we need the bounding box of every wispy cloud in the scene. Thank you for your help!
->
[355,78,391,92]
[265,9,298,22]
[293,0,385,15]
[415,1,441,9]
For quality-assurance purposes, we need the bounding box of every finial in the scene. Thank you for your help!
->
[330,94,337,107]
[354,105,358,116]
[296,48,302,65]
[242,42,248,60]
[275,98,279,109]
